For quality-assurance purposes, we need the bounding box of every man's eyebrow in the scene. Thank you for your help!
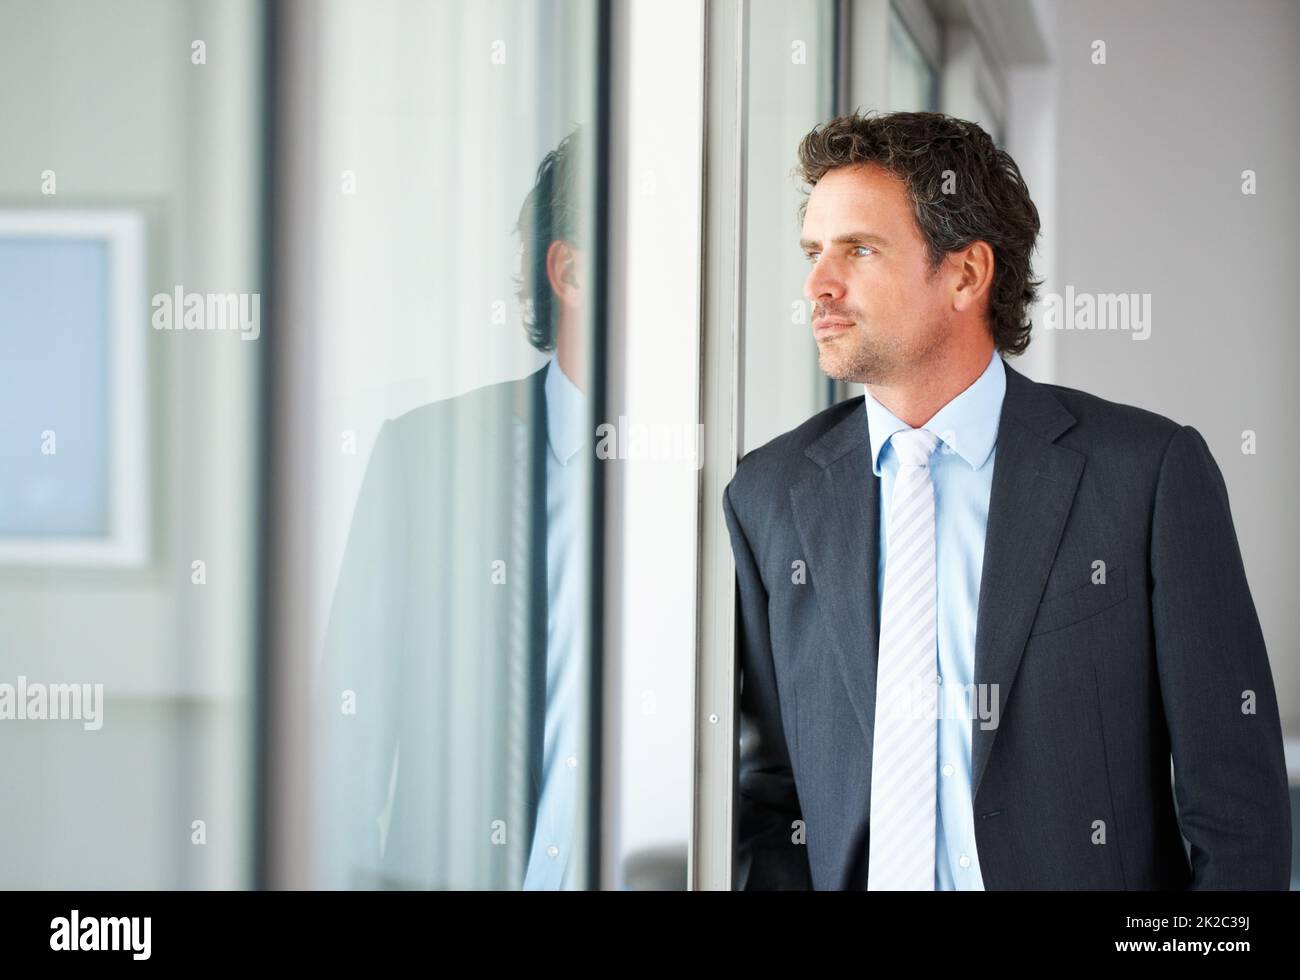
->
[799,232,889,251]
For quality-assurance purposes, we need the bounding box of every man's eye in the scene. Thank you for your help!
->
[804,246,872,262]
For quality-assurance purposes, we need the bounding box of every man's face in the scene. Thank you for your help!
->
[800,164,952,385]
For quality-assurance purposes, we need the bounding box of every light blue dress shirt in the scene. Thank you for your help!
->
[522,357,588,889]
[862,349,1006,891]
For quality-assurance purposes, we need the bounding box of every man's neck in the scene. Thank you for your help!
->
[865,346,994,428]
[555,316,585,394]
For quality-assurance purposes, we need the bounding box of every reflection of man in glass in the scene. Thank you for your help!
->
[320,129,590,890]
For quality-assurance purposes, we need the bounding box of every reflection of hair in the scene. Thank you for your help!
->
[797,111,1041,356]
[514,127,583,352]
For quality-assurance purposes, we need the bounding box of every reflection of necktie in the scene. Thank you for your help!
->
[523,367,549,862]
[868,427,941,890]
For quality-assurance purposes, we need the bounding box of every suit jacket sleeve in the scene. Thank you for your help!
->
[723,480,814,890]
[1150,424,1291,889]
[318,418,407,886]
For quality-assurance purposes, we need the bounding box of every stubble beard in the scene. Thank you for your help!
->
[817,323,901,386]
[817,315,949,386]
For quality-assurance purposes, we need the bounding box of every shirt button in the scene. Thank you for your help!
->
[936,674,943,685]
[547,844,559,859]
[566,755,578,769]
[958,854,971,869]
[942,764,954,777]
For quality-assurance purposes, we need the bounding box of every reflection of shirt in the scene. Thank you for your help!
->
[863,349,1005,891]
[522,356,589,889]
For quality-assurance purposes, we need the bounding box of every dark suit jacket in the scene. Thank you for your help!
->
[319,364,551,889]
[723,359,1291,890]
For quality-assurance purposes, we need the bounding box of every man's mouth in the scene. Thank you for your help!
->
[814,318,854,339]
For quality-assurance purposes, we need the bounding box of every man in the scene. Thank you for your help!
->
[319,129,592,889]
[723,111,1290,890]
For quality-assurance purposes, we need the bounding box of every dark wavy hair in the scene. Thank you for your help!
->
[513,127,583,352]
[796,110,1041,356]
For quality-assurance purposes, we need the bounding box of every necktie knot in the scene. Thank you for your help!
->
[890,427,940,467]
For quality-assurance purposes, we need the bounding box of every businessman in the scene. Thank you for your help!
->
[723,110,1290,890]
[319,129,592,889]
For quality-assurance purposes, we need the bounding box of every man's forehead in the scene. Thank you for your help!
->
[802,167,906,231]
[809,164,900,201]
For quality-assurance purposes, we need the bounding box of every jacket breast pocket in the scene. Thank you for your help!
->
[1028,564,1127,637]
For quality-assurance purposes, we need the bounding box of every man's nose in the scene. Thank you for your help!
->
[805,258,845,304]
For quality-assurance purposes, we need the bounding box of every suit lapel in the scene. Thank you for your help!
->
[790,362,1082,806]
[790,406,882,754]
[970,362,1081,800]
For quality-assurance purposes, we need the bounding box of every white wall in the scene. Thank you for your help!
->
[1046,0,1300,734]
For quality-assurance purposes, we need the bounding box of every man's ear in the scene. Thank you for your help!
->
[545,239,580,302]
[951,240,995,315]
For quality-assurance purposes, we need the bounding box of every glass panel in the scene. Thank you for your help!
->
[743,0,838,454]
[308,0,604,890]
[732,0,837,888]
[967,85,1005,148]
[886,4,938,112]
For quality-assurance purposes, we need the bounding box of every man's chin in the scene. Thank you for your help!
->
[817,358,857,385]
[816,345,859,384]
[819,345,891,385]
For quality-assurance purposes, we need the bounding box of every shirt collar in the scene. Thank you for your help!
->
[545,355,588,464]
[863,349,1006,475]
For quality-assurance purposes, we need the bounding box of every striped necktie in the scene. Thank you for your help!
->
[867,426,941,890]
